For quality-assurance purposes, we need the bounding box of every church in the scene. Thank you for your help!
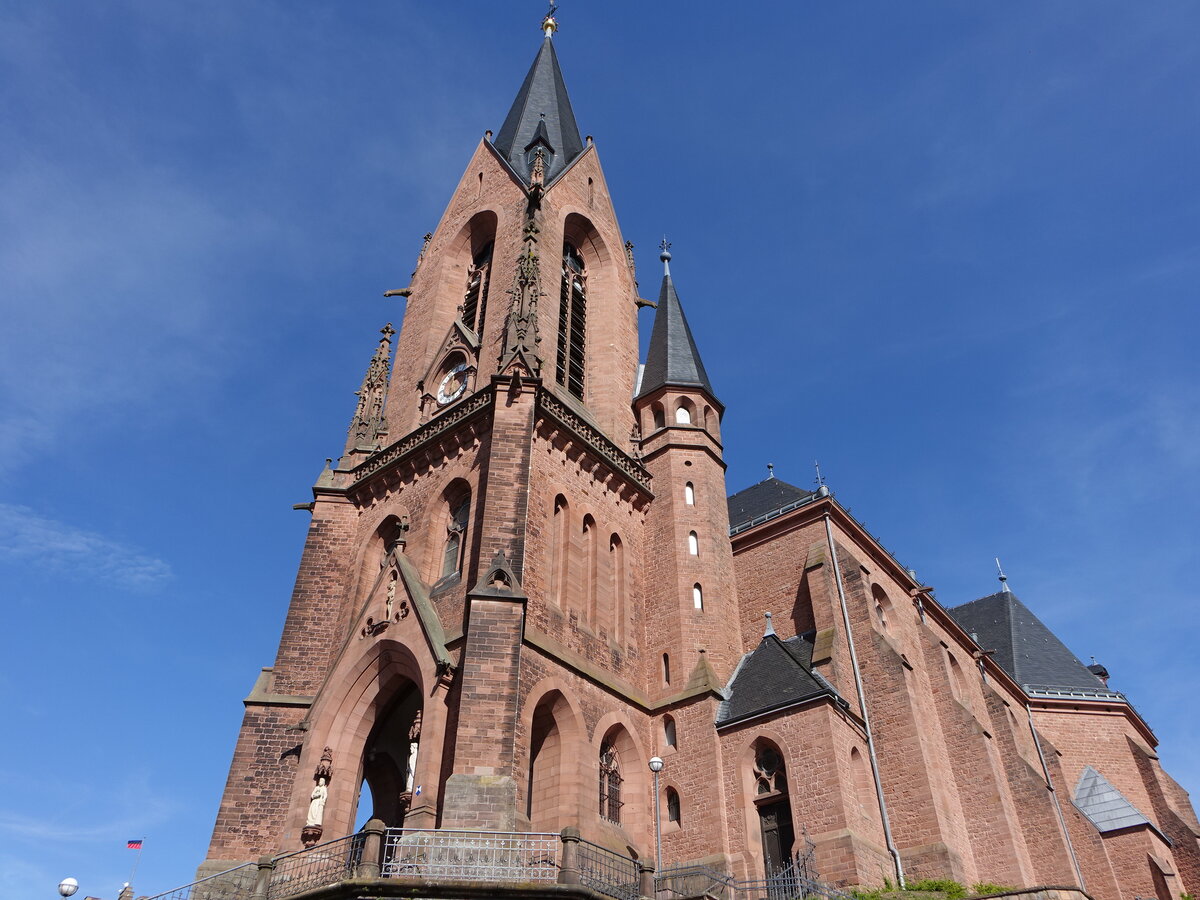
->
[199,13,1199,898]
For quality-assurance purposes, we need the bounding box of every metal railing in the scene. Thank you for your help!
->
[381,828,559,883]
[137,826,859,900]
[655,863,739,898]
[656,859,857,900]
[266,833,363,900]
[576,838,641,900]
[139,863,257,900]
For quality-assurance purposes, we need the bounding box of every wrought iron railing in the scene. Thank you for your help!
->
[266,833,363,900]
[655,862,739,898]
[656,858,857,900]
[575,838,640,900]
[139,862,257,900]
[381,828,559,883]
[138,825,860,900]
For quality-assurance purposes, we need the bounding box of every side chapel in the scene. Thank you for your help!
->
[202,15,1200,896]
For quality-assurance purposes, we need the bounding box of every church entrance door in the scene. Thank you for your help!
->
[757,798,795,876]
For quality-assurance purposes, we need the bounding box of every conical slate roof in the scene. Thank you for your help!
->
[493,37,585,183]
[948,591,1113,697]
[637,265,717,402]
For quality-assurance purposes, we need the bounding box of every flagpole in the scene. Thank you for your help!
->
[128,840,144,888]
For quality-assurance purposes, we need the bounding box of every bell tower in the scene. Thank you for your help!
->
[203,11,673,871]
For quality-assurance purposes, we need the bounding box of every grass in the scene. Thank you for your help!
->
[849,880,1018,900]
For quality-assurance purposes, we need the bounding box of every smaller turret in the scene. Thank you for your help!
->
[634,245,740,683]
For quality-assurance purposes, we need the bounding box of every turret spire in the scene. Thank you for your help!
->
[492,18,584,183]
[344,323,394,456]
[636,246,719,404]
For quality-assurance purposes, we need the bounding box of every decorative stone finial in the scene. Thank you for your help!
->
[764,612,776,638]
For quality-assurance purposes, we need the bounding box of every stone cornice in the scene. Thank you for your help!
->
[349,390,495,491]
[536,389,652,495]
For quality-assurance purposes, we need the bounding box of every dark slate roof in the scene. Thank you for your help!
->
[493,37,585,183]
[1073,766,1152,833]
[727,478,815,530]
[636,267,718,403]
[947,591,1114,698]
[717,632,837,726]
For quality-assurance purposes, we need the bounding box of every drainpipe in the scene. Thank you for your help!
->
[824,512,905,888]
[1026,703,1085,889]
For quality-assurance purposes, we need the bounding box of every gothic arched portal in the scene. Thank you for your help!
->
[357,683,423,827]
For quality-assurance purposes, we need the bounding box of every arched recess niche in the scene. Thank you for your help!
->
[351,512,411,609]
[525,687,585,833]
[301,639,428,839]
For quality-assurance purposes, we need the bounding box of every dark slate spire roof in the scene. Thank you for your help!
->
[727,477,816,531]
[717,632,839,727]
[637,256,718,402]
[948,591,1116,698]
[493,37,585,183]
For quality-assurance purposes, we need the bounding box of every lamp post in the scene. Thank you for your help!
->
[648,756,664,875]
[58,878,79,898]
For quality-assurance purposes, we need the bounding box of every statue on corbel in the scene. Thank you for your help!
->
[301,747,334,847]
[397,710,422,820]
[360,567,410,639]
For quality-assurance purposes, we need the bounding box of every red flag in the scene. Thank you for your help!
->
[127,839,143,849]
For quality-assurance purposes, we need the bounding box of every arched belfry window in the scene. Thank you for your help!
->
[556,242,587,399]
[599,741,623,823]
[442,491,471,579]
[461,241,493,334]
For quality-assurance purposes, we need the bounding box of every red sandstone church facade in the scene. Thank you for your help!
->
[203,23,1199,897]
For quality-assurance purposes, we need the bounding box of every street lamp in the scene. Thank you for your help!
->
[648,756,665,875]
[58,878,79,898]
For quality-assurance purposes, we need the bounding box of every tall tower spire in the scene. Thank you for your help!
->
[492,21,584,183]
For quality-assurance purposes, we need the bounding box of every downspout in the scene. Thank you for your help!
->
[1026,703,1085,889]
[823,512,905,888]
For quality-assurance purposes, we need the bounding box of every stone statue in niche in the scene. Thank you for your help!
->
[385,572,397,621]
[301,747,334,846]
[306,777,328,827]
[405,710,423,793]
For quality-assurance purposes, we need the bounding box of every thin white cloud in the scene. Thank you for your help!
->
[0,504,172,590]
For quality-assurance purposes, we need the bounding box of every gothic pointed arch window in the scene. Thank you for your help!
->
[442,488,471,579]
[599,740,623,824]
[461,241,494,334]
[557,242,587,399]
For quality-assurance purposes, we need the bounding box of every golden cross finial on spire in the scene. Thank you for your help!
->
[542,2,559,37]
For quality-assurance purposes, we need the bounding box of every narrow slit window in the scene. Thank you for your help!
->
[688,531,699,556]
[684,482,695,506]
[692,584,703,610]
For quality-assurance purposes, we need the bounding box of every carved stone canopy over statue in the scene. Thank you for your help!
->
[315,746,333,782]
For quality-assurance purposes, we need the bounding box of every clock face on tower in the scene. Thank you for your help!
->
[436,363,469,406]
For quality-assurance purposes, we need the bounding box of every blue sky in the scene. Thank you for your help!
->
[2,2,1197,897]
